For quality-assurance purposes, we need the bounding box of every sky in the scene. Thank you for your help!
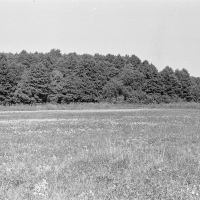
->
[0,0,200,77]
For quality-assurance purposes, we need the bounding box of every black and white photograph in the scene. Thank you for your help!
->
[0,0,200,199]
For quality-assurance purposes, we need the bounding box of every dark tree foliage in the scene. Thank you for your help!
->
[190,77,200,102]
[175,69,193,101]
[17,50,39,68]
[125,55,141,69]
[61,73,84,103]
[102,78,125,103]
[105,54,115,64]
[0,49,198,105]
[120,64,144,91]
[160,66,182,102]
[139,61,163,96]
[48,70,64,103]
[0,54,11,104]
[112,54,125,69]
[15,63,50,104]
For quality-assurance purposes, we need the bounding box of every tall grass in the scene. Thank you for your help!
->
[1,139,200,199]
[0,109,200,199]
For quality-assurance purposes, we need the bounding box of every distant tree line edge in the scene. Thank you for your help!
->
[0,49,200,105]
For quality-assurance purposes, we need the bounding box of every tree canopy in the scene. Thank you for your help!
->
[0,49,199,105]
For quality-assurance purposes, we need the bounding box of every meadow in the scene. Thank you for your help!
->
[1,102,200,111]
[0,108,200,200]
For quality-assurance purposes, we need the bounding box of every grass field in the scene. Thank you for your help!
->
[1,102,200,111]
[0,109,200,199]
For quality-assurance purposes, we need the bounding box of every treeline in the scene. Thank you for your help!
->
[0,49,200,105]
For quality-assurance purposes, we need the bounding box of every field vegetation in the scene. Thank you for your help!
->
[0,109,200,199]
[1,102,200,112]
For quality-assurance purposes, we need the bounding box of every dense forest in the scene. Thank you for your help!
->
[0,49,200,105]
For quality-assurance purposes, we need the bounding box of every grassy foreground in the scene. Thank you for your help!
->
[0,109,200,199]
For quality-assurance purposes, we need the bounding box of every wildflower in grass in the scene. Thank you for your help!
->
[78,190,94,200]
[158,168,162,172]
[33,179,48,198]
[36,164,51,175]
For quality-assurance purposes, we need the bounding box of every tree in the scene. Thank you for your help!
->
[190,77,200,102]
[48,70,64,103]
[125,54,141,69]
[112,54,125,69]
[175,69,192,101]
[102,78,125,102]
[0,54,10,104]
[0,49,198,105]
[105,54,115,64]
[78,55,100,102]
[191,85,200,102]
[160,66,182,101]
[15,63,50,103]
[40,49,62,70]
[17,50,39,68]
[0,54,25,104]
[93,53,106,63]
[139,61,163,95]
[120,64,144,92]
[61,74,85,103]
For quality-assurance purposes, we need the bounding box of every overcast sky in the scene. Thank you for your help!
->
[0,0,200,76]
